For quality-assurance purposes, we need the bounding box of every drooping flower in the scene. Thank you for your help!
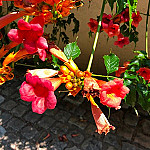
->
[88,18,98,33]
[136,67,150,81]
[100,78,130,109]
[101,13,112,30]
[114,34,130,48]
[19,73,58,114]
[121,8,129,23]
[132,11,142,27]
[88,95,115,135]
[8,15,48,61]
[115,67,127,77]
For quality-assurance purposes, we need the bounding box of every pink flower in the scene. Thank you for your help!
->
[132,11,142,27]
[8,15,48,61]
[88,18,98,33]
[19,73,57,114]
[100,78,130,109]
[103,21,120,37]
[136,67,150,81]
[114,34,130,48]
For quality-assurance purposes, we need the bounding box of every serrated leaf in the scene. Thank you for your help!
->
[64,42,81,60]
[103,53,119,74]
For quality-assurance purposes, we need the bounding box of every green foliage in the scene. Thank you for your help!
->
[51,55,60,69]
[115,51,150,113]
[126,85,137,107]
[103,53,119,74]
[64,42,81,60]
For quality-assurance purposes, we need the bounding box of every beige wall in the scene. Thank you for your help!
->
[47,0,150,74]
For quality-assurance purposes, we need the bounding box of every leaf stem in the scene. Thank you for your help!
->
[92,73,117,78]
[87,0,106,72]
[146,0,150,57]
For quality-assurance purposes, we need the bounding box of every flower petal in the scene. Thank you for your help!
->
[30,15,45,28]
[37,49,46,61]
[28,69,58,78]
[36,37,48,49]
[19,81,35,102]
[18,19,31,30]
[32,97,46,114]
[8,29,23,43]
[46,91,57,109]
[23,41,37,54]
[89,95,115,135]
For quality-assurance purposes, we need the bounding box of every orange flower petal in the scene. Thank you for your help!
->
[47,78,62,91]
[0,42,19,59]
[49,48,68,62]
[70,86,81,97]
[3,48,29,66]
[5,72,14,80]
[0,76,7,85]
[3,52,14,66]
[64,59,79,73]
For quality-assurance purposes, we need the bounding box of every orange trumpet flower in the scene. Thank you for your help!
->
[89,95,115,135]
[3,48,29,66]
[0,42,19,59]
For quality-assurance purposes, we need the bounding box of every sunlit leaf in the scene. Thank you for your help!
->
[103,53,119,74]
[64,42,81,60]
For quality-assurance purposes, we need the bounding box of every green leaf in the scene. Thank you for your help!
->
[124,72,137,79]
[64,42,81,60]
[138,91,150,113]
[116,0,127,13]
[124,79,132,86]
[126,85,136,107]
[51,55,60,69]
[134,50,147,56]
[103,53,119,74]
[129,59,139,66]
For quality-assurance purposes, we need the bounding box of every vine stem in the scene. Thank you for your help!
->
[92,73,117,78]
[146,0,150,57]
[25,15,30,22]
[86,0,106,72]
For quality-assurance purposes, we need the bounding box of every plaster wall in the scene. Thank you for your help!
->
[46,0,150,74]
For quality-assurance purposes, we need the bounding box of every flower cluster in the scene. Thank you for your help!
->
[88,8,142,48]
[19,46,130,134]
[8,15,48,61]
